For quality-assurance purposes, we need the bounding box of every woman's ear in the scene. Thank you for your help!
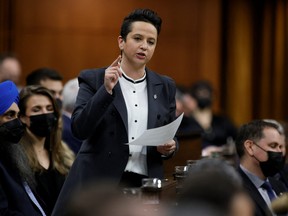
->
[118,36,124,51]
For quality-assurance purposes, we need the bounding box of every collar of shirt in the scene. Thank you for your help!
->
[120,67,146,84]
[240,164,276,212]
[240,164,265,188]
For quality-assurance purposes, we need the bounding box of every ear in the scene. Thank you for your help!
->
[19,115,29,126]
[118,36,124,51]
[244,140,254,156]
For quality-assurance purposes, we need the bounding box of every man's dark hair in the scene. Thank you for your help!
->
[235,119,279,158]
[26,67,63,86]
[120,8,162,40]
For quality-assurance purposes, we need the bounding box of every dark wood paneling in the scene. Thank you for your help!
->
[163,136,202,179]
[10,0,222,99]
[0,0,12,52]
[3,0,288,133]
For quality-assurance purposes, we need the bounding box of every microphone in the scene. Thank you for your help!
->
[271,193,288,214]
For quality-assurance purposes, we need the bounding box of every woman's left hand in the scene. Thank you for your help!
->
[157,139,176,156]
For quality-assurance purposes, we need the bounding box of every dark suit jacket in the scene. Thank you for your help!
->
[0,152,43,215]
[238,167,287,216]
[52,68,178,216]
[61,114,82,154]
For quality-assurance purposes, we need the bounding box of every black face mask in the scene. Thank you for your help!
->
[29,113,58,137]
[254,143,285,177]
[197,98,212,109]
[0,118,25,143]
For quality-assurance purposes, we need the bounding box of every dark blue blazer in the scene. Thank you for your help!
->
[238,167,287,216]
[52,67,178,215]
[0,155,43,215]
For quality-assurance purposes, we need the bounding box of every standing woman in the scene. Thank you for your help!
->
[18,85,75,215]
[53,8,178,216]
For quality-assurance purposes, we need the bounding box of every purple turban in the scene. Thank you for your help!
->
[0,80,19,115]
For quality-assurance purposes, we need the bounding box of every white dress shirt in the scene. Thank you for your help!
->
[119,67,148,176]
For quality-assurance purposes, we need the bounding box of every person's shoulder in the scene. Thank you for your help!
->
[146,68,175,85]
[212,114,236,126]
[77,67,107,87]
[79,67,107,78]
[269,177,288,193]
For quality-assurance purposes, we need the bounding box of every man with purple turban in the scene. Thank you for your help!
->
[0,80,46,215]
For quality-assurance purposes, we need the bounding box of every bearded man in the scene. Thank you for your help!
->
[0,80,46,215]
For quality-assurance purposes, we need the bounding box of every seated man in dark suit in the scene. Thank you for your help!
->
[0,80,46,215]
[235,120,287,216]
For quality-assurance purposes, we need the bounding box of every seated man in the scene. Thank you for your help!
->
[235,120,287,216]
[26,67,63,108]
[0,80,46,215]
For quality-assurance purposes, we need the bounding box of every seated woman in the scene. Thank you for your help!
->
[183,80,238,157]
[18,85,75,215]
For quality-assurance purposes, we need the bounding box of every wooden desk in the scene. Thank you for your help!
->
[163,135,202,179]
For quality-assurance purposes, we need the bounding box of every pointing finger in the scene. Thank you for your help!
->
[109,55,122,67]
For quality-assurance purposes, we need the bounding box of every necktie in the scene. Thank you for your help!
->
[261,181,277,201]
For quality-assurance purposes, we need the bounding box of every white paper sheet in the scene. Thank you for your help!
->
[126,113,184,146]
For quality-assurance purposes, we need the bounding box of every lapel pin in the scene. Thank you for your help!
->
[154,94,157,99]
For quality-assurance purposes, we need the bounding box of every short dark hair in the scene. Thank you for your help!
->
[120,8,162,41]
[190,80,213,100]
[235,119,279,158]
[26,67,63,86]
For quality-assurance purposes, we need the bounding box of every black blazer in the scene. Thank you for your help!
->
[238,167,287,216]
[61,114,82,154]
[52,68,178,216]
[0,154,43,215]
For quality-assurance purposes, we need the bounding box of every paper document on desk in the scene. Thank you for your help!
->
[127,113,184,146]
